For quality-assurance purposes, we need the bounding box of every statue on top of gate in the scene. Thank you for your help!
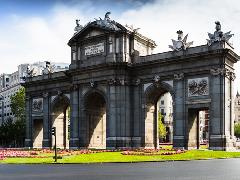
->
[94,12,120,31]
[74,19,83,34]
[169,30,193,51]
[207,21,234,46]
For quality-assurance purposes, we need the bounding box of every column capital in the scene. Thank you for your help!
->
[174,73,184,80]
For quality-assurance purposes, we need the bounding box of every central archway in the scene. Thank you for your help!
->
[144,82,174,149]
[84,91,106,149]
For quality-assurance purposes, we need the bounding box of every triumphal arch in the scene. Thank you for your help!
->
[23,13,238,150]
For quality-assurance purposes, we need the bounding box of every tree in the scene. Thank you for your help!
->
[234,123,240,138]
[6,87,26,147]
[158,111,167,142]
[10,87,25,122]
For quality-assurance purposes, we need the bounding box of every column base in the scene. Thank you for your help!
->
[106,137,141,149]
[70,138,80,149]
[42,139,50,148]
[24,139,32,148]
[173,136,185,149]
[209,135,236,151]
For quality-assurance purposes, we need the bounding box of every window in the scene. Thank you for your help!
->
[161,100,164,105]
[78,47,81,60]
[72,52,76,61]
[161,109,165,115]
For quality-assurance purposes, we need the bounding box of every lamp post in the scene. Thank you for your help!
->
[0,95,4,125]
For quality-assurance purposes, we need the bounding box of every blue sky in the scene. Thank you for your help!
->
[0,0,152,16]
[0,0,240,92]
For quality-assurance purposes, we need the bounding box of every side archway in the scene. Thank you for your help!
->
[83,89,107,149]
[51,94,70,149]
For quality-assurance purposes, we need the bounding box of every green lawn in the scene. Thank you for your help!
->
[1,150,240,164]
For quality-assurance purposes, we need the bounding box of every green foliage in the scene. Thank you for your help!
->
[234,123,240,138]
[158,111,167,141]
[10,87,25,122]
[0,87,26,147]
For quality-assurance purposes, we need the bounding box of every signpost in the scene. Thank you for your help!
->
[51,127,57,162]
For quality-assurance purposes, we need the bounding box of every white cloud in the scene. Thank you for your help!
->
[0,0,239,92]
[118,0,240,93]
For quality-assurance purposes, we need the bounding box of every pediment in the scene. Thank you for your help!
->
[68,20,127,45]
[83,29,104,39]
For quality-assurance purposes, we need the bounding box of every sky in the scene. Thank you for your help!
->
[0,0,240,92]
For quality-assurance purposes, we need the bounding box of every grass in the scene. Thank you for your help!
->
[1,150,240,164]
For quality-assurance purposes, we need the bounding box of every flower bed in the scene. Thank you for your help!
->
[121,148,186,156]
[0,149,48,160]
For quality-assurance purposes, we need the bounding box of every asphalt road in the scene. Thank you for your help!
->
[0,159,240,180]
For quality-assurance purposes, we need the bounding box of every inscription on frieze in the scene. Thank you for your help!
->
[85,43,104,56]
[188,77,209,97]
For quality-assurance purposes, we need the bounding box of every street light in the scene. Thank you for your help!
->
[0,95,4,125]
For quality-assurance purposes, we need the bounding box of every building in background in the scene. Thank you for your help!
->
[199,110,209,144]
[0,61,69,125]
[234,92,240,123]
[158,92,173,143]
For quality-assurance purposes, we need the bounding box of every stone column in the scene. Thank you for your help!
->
[79,87,88,147]
[69,85,80,148]
[209,68,235,150]
[132,79,142,147]
[107,82,117,148]
[173,73,185,149]
[25,95,32,148]
[107,78,132,148]
[42,92,50,148]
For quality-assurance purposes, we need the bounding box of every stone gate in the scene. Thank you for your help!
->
[23,14,239,150]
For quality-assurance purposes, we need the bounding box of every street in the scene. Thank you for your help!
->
[0,159,240,180]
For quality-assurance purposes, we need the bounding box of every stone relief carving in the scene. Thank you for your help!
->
[57,90,63,96]
[169,30,193,51]
[108,78,127,86]
[119,78,126,86]
[210,68,226,76]
[71,84,78,91]
[43,92,49,98]
[153,75,160,83]
[174,73,184,80]
[90,80,96,87]
[230,72,236,81]
[108,78,116,85]
[188,77,209,97]
[207,21,234,46]
[135,78,141,86]
[32,98,43,112]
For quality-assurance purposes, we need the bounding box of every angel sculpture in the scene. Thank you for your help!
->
[207,21,234,46]
[169,30,193,51]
